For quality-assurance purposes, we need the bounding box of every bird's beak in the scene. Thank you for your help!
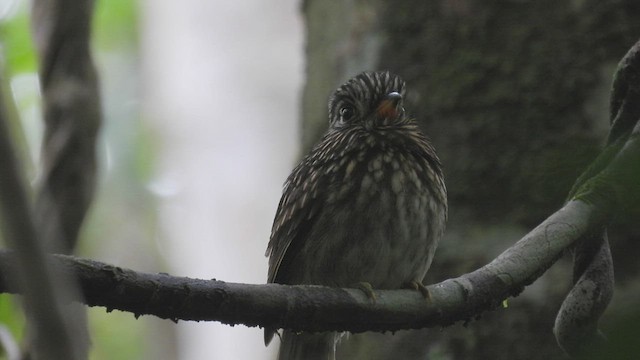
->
[376,91,403,119]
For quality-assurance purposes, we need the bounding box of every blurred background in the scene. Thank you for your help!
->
[1,0,302,359]
[2,0,640,359]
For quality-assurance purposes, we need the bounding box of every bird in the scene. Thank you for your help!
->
[264,71,447,360]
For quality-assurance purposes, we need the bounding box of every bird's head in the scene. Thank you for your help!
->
[328,71,407,130]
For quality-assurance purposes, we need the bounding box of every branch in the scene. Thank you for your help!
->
[0,75,81,359]
[553,231,613,355]
[0,0,101,359]
[554,38,640,357]
[31,0,101,356]
[1,28,636,360]
[0,199,611,332]
[0,38,638,339]
[32,0,101,253]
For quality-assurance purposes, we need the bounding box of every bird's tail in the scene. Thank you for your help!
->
[277,330,337,360]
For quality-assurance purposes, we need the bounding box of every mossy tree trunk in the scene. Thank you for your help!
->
[302,1,640,358]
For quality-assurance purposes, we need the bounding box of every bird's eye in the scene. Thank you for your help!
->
[339,106,355,121]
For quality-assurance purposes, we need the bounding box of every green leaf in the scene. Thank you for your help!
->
[0,7,37,74]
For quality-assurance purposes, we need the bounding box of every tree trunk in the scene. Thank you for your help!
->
[302,1,640,358]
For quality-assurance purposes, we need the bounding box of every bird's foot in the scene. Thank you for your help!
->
[355,282,377,303]
[404,281,431,301]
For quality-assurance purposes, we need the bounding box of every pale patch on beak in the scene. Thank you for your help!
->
[376,91,403,119]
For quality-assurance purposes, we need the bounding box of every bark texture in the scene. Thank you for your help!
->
[302,1,640,358]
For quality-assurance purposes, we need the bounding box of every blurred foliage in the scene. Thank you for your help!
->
[0,2,36,74]
[0,295,24,345]
[94,0,139,50]
[89,310,144,360]
[0,1,150,359]
[0,0,138,75]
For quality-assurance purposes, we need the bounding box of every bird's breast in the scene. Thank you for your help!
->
[294,141,446,288]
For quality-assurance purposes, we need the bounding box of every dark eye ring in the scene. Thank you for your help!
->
[339,106,355,121]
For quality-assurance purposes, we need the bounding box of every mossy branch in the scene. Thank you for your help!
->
[0,199,608,333]
[554,38,640,358]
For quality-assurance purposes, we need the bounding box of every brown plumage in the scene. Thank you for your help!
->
[265,71,447,360]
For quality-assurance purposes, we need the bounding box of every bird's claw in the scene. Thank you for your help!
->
[355,282,377,303]
[404,281,431,301]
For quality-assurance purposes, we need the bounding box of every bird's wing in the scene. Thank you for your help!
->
[266,158,326,284]
[264,137,338,346]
